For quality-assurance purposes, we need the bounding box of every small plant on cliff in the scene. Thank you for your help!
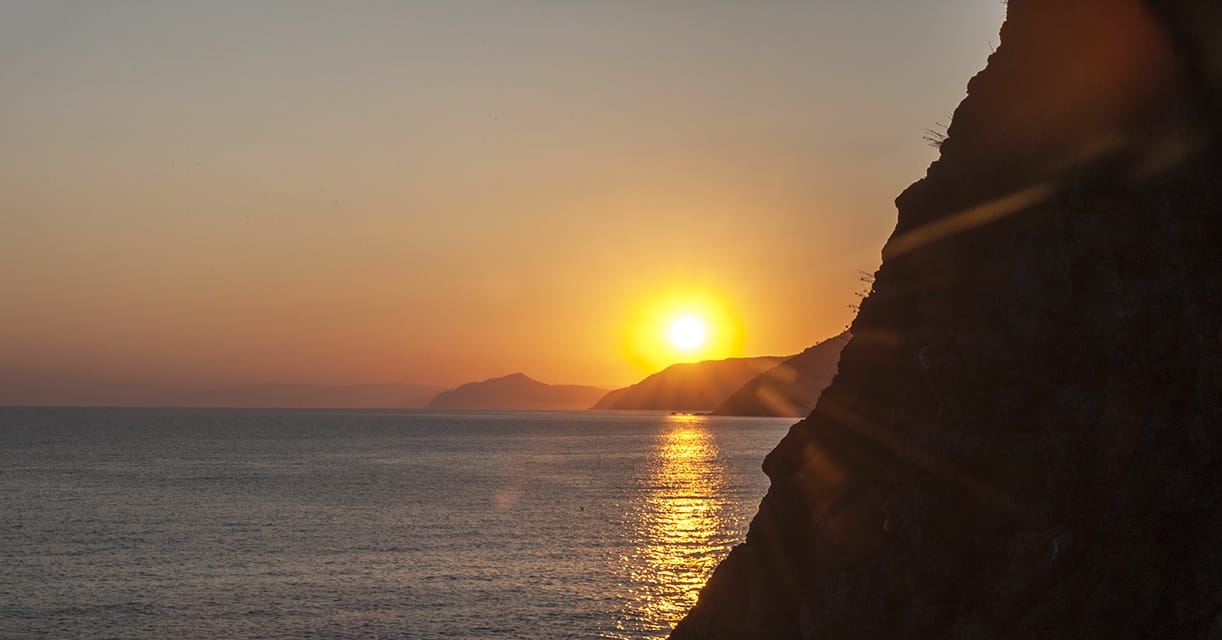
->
[923,121,949,148]
[847,270,877,313]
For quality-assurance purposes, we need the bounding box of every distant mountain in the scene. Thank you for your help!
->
[186,383,444,409]
[426,373,607,411]
[712,332,849,417]
[592,356,788,412]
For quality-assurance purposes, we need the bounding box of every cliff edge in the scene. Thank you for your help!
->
[671,0,1222,638]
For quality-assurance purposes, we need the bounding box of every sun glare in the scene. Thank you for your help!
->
[669,316,706,350]
[619,287,744,374]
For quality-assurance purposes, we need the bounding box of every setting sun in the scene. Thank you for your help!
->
[669,316,706,350]
[618,286,745,375]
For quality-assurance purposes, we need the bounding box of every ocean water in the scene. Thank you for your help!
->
[0,408,793,639]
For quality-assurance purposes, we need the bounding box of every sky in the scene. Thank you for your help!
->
[1,1,1006,404]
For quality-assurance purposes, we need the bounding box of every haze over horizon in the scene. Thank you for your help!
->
[2,1,1005,405]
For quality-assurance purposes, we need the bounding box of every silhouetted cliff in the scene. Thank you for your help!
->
[671,0,1222,638]
[592,357,786,412]
[711,333,848,417]
[426,373,605,410]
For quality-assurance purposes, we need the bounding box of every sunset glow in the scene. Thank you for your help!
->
[0,1,1006,403]
[619,288,745,375]
[669,316,706,350]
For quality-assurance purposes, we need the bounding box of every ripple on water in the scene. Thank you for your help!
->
[0,407,791,639]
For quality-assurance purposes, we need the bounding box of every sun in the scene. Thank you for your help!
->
[619,287,743,373]
[669,315,706,350]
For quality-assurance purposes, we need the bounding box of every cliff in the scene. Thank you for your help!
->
[711,333,848,417]
[591,356,786,412]
[425,373,605,411]
[671,1,1222,638]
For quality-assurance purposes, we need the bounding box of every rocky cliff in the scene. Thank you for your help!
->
[591,356,786,412]
[712,333,848,418]
[671,1,1222,638]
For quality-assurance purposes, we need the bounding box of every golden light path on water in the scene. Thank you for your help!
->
[614,414,752,637]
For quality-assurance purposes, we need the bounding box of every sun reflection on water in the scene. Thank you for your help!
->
[615,414,738,637]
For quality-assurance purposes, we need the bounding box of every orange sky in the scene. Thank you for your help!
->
[0,2,1005,404]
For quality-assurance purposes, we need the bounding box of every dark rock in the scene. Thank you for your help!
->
[670,0,1222,637]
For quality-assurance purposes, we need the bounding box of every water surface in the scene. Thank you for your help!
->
[0,408,791,639]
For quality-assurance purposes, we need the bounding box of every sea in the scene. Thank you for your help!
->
[0,407,793,639]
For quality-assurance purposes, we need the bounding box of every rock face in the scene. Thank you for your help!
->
[591,356,786,412]
[425,373,605,411]
[711,333,848,417]
[671,1,1222,638]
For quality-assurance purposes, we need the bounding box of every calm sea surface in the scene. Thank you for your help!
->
[0,408,792,639]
